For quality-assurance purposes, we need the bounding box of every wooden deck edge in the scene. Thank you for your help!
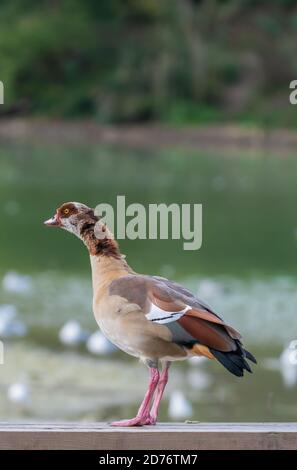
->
[0,423,296,450]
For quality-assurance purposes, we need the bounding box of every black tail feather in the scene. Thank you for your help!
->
[229,353,252,373]
[244,349,257,364]
[242,358,252,373]
[210,345,256,377]
[210,349,244,377]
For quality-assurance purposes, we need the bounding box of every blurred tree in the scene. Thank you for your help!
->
[0,0,296,126]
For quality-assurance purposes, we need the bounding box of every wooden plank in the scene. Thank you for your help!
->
[0,423,296,450]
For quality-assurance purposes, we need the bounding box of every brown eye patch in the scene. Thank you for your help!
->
[58,203,78,218]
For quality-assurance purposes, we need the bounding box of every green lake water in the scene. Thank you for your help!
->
[0,141,297,422]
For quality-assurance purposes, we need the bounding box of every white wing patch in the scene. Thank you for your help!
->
[146,304,191,324]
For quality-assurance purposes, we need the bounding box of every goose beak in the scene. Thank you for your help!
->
[44,213,61,227]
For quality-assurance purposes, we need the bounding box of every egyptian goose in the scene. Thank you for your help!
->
[45,202,256,426]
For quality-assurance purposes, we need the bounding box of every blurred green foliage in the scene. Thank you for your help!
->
[0,0,297,125]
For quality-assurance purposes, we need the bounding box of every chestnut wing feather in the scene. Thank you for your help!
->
[109,274,240,352]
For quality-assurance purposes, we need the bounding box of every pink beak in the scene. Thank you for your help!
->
[44,213,61,227]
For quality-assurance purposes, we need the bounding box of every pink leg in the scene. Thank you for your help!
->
[111,368,160,427]
[145,363,170,425]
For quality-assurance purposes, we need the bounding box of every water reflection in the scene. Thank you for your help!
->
[0,142,297,422]
[0,270,296,422]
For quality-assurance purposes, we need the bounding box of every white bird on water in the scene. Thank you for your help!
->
[280,340,297,388]
[59,320,88,346]
[86,331,116,355]
[2,271,33,294]
[7,382,30,405]
[0,304,27,338]
[168,390,193,420]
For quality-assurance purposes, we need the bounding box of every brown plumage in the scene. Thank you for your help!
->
[45,202,256,426]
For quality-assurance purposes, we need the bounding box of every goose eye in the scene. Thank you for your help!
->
[63,208,70,215]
